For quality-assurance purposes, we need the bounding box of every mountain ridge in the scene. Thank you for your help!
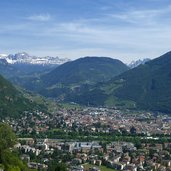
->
[42,56,129,86]
[0,52,70,65]
[18,56,129,99]
[64,51,171,113]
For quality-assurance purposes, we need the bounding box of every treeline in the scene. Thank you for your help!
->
[20,129,171,144]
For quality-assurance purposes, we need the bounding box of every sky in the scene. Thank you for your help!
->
[1,0,171,63]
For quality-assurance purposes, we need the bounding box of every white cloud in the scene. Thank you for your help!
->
[1,4,171,63]
[27,14,51,21]
[108,5,171,26]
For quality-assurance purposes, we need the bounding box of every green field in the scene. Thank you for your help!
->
[83,164,118,171]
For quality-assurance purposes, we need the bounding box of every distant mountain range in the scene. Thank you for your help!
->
[14,56,129,98]
[65,52,171,113]
[0,52,70,65]
[2,51,171,114]
[0,52,71,84]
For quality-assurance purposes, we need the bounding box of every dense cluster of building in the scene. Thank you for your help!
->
[5,107,171,136]
[3,107,171,170]
[16,138,171,171]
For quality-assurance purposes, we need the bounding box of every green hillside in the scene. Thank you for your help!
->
[2,57,128,99]
[33,57,128,98]
[0,74,46,118]
[65,52,171,113]
[42,57,128,85]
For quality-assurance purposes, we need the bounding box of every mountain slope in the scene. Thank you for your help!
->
[31,56,129,98]
[0,57,56,79]
[0,52,69,81]
[65,52,171,113]
[0,59,20,78]
[15,56,128,99]
[0,74,45,118]
[114,51,171,112]
[42,56,129,86]
[0,58,57,94]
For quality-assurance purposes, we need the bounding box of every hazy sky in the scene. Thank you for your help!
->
[1,0,171,63]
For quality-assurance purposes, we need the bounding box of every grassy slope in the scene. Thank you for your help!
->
[0,75,47,118]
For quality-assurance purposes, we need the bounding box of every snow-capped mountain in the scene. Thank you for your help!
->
[0,54,8,57]
[0,52,71,65]
[128,58,151,68]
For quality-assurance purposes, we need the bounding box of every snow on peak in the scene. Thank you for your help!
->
[0,54,8,58]
[0,52,71,65]
[128,58,150,68]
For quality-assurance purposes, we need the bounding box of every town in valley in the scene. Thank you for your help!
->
[4,106,171,171]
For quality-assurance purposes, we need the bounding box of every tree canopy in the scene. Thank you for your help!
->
[0,123,17,151]
[0,123,31,171]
